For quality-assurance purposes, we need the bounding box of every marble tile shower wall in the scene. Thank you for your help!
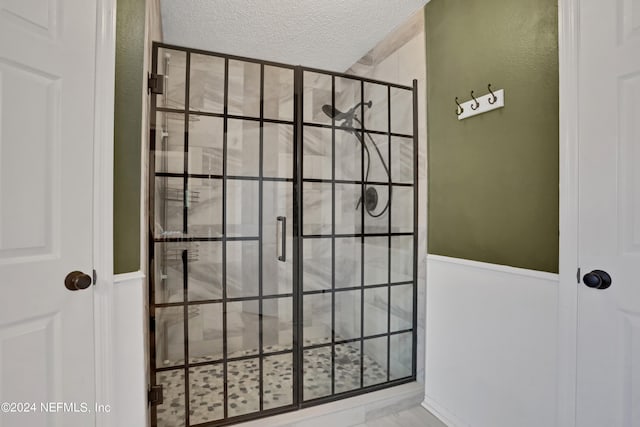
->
[152,20,425,383]
[346,12,428,383]
[300,71,415,368]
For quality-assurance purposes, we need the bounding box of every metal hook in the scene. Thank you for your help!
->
[455,97,464,116]
[487,84,498,104]
[470,91,480,110]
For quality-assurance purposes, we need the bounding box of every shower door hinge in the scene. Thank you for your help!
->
[148,73,164,95]
[92,269,97,285]
[148,385,163,406]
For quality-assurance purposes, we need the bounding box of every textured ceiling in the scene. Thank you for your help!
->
[160,0,428,72]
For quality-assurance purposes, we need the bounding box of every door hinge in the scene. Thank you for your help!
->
[93,269,97,286]
[148,385,163,406]
[577,267,581,284]
[148,73,164,95]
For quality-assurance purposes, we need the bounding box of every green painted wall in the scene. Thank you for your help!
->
[425,0,559,273]
[114,0,145,274]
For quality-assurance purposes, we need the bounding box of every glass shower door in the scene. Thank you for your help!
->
[300,70,417,403]
[150,45,297,426]
[149,42,417,427]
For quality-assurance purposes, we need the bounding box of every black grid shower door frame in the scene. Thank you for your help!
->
[296,68,418,408]
[148,42,418,427]
[149,43,299,427]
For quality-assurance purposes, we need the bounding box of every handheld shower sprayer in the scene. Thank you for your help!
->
[320,100,392,219]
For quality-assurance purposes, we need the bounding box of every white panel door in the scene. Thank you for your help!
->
[577,0,640,426]
[0,0,98,426]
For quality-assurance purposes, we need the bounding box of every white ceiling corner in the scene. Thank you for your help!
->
[159,0,428,72]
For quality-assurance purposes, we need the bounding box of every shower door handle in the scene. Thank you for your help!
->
[277,216,286,262]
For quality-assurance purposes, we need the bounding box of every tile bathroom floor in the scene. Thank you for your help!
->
[356,406,447,427]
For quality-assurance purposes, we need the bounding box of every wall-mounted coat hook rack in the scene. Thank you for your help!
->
[456,84,505,120]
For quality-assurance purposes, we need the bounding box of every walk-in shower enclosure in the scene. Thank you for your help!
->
[149,42,418,427]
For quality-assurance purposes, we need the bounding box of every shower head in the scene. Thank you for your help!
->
[321,100,373,122]
[321,104,349,120]
[321,104,333,118]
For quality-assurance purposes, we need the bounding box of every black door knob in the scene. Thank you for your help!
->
[582,269,612,290]
[65,271,92,291]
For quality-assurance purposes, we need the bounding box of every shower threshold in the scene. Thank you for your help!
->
[235,382,423,427]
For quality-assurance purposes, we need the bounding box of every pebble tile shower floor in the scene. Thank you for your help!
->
[157,342,388,426]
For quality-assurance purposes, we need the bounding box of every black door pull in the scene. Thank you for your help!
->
[277,216,286,262]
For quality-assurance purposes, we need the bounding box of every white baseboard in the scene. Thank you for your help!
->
[421,395,467,427]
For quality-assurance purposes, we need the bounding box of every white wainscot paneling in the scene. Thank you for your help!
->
[423,255,559,427]
[112,271,147,427]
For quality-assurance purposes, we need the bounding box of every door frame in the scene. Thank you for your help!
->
[93,0,117,426]
[557,0,579,426]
